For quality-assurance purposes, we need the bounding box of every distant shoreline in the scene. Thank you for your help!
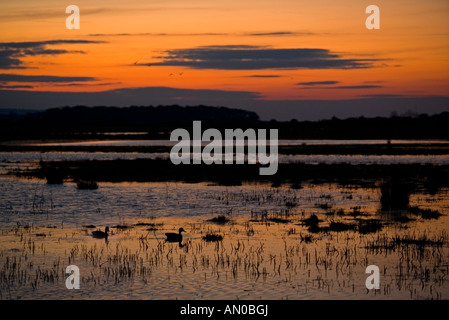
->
[1,106,448,141]
[1,142,449,155]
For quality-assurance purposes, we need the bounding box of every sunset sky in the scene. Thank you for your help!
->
[1,0,448,120]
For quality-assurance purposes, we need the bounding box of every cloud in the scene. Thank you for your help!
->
[245,31,314,36]
[363,80,384,84]
[358,94,408,98]
[146,45,376,70]
[88,31,313,38]
[297,81,339,86]
[244,75,282,78]
[51,82,122,87]
[332,85,383,89]
[0,40,104,69]
[0,84,33,89]
[0,40,101,49]
[0,74,97,83]
[0,8,109,21]
[0,50,24,69]
[89,32,228,37]
[297,82,383,89]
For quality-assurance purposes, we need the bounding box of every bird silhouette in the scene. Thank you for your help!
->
[92,227,109,239]
[165,227,185,242]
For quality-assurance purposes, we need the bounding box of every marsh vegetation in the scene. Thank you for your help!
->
[0,176,448,300]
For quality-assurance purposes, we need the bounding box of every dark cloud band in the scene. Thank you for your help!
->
[333,85,383,89]
[297,82,383,89]
[147,45,376,70]
[297,81,340,86]
[244,75,282,78]
[0,74,97,83]
[0,40,104,69]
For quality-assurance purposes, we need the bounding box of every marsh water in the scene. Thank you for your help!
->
[0,141,448,300]
[22,139,449,147]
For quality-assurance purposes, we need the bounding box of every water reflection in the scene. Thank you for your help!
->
[0,177,448,299]
[2,152,449,165]
[24,139,449,147]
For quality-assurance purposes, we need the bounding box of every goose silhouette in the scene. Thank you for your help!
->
[165,227,185,242]
[92,227,109,239]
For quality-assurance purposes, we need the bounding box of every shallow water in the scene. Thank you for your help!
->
[0,176,448,300]
[22,139,449,147]
[2,152,449,166]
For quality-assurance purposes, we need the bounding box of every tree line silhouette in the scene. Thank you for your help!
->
[0,105,448,140]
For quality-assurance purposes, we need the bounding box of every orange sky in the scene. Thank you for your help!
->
[0,0,448,104]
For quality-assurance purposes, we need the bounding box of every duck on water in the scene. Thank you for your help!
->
[165,227,185,242]
[92,227,109,239]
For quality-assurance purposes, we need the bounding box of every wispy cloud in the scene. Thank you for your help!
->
[0,84,33,89]
[297,81,339,86]
[297,81,383,89]
[244,75,282,78]
[145,45,376,70]
[51,82,122,87]
[89,32,228,37]
[363,80,384,84]
[359,94,408,98]
[0,50,24,69]
[0,74,97,83]
[245,31,314,36]
[333,85,383,89]
[88,31,313,38]
[0,8,109,21]
[0,40,104,69]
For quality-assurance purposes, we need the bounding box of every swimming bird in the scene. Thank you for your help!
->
[92,227,109,239]
[165,227,185,242]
